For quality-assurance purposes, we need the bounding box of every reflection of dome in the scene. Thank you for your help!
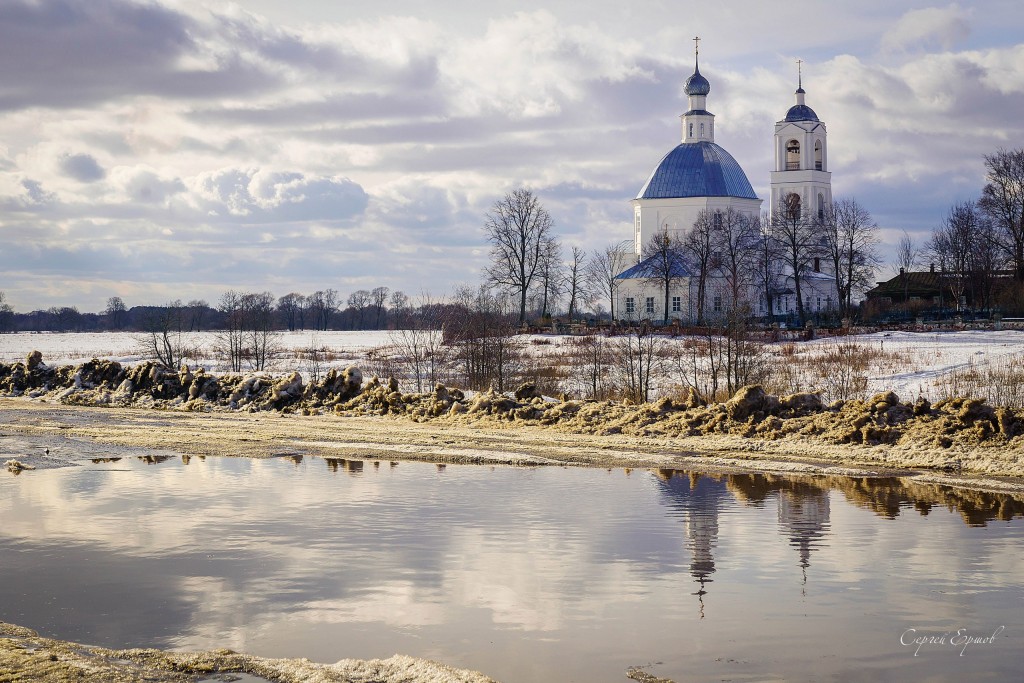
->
[785,103,819,122]
[684,67,711,96]
[636,141,758,200]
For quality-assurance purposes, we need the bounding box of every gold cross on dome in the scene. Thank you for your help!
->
[693,35,701,58]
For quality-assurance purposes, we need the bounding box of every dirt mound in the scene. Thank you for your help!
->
[4,352,1024,476]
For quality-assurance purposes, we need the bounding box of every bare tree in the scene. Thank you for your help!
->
[711,208,759,310]
[389,290,410,327]
[242,291,279,371]
[979,148,1024,281]
[822,197,880,319]
[105,296,127,330]
[186,299,209,332]
[482,188,555,325]
[683,211,716,323]
[217,291,280,371]
[533,237,563,320]
[615,326,662,403]
[371,286,390,329]
[563,246,590,322]
[277,293,305,331]
[141,300,189,369]
[752,214,782,320]
[643,227,688,323]
[770,195,820,325]
[894,230,920,307]
[347,289,371,329]
[586,241,631,322]
[928,201,987,311]
[0,292,13,332]
[445,285,522,393]
[217,291,247,372]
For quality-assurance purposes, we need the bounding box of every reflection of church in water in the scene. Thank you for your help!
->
[655,470,831,614]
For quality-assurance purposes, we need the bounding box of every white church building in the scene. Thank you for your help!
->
[614,47,838,324]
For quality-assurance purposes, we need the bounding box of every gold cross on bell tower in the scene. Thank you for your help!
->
[796,58,803,89]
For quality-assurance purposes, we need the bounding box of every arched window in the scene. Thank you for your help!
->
[817,193,825,221]
[786,139,800,170]
[785,192,801,220]
[700,122,705,137]
[689,123,693,138]
[814,140,823,170]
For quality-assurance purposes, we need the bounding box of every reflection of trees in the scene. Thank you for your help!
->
[324,458,365,475]
[723,471,1024,527]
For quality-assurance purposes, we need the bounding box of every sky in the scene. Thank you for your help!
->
[1,0,1022,312]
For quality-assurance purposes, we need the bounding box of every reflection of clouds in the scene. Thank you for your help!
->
[298,582,448,628]
[2,459,1024,679]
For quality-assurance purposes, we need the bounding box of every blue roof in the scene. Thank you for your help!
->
[636,141,758,200]
[684,67,711,96]
[785,104,819,122]
[615,254,692,280]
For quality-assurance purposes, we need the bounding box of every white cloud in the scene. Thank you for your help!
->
[881,5,972,53]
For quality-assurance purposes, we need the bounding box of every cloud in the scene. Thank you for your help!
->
[190,168,369,223]
[59,153,106,182]
[881,5,972,53]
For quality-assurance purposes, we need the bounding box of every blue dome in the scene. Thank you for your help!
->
[636,141,758,200]
[684,67,710,96]
[785,104,819,122]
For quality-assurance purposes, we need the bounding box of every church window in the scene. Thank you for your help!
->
[785,193,801,220]
[814,140,823,170]
[713,295,722,313]
[813,257,821,272]
[689,123,693,138]
[645,297,655,315]
[700,122,705,137]
[817,296,821,310]
[817,193,825,221]
[713,211,722,229]
[625,297,635,314]
[786,139,800,170]
[672,296,681,313]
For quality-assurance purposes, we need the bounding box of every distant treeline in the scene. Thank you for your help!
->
[0,288,474,334]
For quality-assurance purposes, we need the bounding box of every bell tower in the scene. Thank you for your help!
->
[770,61,832,222]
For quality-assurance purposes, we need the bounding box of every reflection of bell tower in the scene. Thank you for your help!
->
[778,488,831,590]
[770,60,832,222]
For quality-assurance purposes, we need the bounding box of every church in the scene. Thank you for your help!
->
[614,44,839,324]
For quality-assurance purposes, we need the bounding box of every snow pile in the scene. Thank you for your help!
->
[6,351,1024,477]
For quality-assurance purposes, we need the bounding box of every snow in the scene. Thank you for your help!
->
[0,330,399,371]
[801,330,1024,399]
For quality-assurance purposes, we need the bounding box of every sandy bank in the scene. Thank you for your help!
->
[0,621,498,683]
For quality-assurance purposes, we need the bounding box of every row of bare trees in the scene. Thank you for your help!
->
[899,149,1024,314]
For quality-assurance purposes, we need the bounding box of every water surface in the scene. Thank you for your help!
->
[1,456,1021,682]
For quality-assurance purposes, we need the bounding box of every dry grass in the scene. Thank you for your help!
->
[935,354,1024,408]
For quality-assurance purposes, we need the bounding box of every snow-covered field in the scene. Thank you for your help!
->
[0,330,395,370]
[2,328,1023,403]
